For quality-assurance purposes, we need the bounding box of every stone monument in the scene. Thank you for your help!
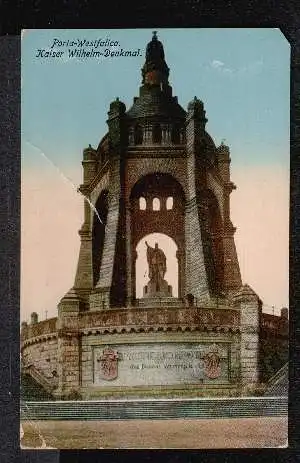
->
[20,32,288,400]
[143,241,172,298]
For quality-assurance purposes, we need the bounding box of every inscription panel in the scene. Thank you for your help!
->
[93,342,229,386]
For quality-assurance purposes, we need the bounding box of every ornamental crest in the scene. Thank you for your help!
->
[203,344,221,379]
[98,346,119,380]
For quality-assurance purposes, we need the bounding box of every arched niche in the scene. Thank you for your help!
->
[139,197,147,210]
[152,197,160,211]
[130,173,186,301]
[166,196,173,210]
[92,189,109,286]
[135,233,178,298]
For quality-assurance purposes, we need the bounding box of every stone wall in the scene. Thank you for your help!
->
[79,330,241,398]
[22,336,58,382]
[259,312,289,381]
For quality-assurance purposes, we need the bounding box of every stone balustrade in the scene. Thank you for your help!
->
[79,306,240,334]
[21,317,58,342]
[21,307,240,344]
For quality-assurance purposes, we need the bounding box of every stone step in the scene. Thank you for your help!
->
[21,397,287,421]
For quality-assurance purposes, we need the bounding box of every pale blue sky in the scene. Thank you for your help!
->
[22,28,290,173]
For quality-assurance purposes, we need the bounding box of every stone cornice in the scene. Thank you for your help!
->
[21,307,241,347]
[21,332,58,349]
[126,147,186,158]
[79,306,240,335]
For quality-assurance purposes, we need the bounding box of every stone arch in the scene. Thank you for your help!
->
[139,197,147,210]
[152,197,161,211]
[92,189,109,286]
[135,232,178,298]
[130,173,186,301]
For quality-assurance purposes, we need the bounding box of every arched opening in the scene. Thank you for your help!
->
[166,196,173,210]
[135,233,178,298]
[153,124,162,144]
[152,197,160,211]
[139,197,146,210]
[134,124,143,145]
[130,173,186,303]
[92,190,109,286]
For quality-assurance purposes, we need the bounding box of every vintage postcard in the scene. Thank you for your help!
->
[20,28,289,449]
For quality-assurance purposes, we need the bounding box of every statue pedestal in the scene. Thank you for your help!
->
[143,278,172,298]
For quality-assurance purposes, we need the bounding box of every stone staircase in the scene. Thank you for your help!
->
[21,396,287,421]
[22,365,58,396]
[264,363,289,397]
[21,373,54,401]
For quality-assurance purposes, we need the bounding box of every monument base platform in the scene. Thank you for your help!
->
[143,279,172,298]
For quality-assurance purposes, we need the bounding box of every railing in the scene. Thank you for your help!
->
[23,364,58,394]
[264,362,289,396]
[79,306,240,333]
[21,306,240,342]
[21,317,58,341]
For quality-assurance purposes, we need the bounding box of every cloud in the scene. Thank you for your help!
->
[210,58,264,76]
[211,60,225,69]
[210,59,233,74]
[238,59,264,75]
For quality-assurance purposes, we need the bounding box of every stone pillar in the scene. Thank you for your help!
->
[143,123,152,144]
[74,185,93,295]
[30,312,38,325]
[176,248,184,299]
[162,124,171,145]
[55,288,82,398]
[217,143,242,292]
[233,284,261,393]
[185,98,211,301]
[223,224,242,292]
[82,145,97,185]
[128,127,134,145]
[125,204,132,306]
[74,145,97,297]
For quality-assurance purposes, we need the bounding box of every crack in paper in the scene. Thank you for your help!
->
[23,139,104,225]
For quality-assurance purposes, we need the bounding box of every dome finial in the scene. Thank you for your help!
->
[152,30,158,40]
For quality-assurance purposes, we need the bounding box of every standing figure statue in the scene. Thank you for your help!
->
[145,241,167,291]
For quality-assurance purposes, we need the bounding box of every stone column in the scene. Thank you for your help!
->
[55,288,82,398]
[74,182,94,297]
[126,204,133,306]
[176,248,184,299]
[128,127,134,145]
[143,123,152,144]
[233,284,261,394]
[162,124,171,145]
[185,99,211,301]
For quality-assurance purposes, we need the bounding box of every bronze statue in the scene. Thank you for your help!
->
[145,241,167,285]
